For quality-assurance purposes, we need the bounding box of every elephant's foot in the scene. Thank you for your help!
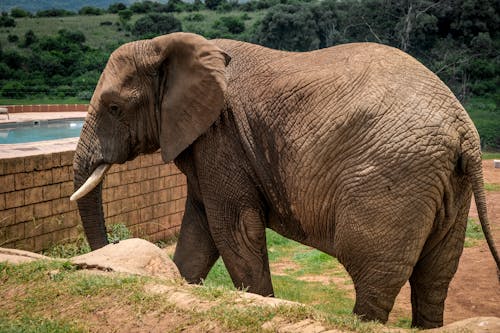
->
[353,292,392,324]
[409,281,445,329]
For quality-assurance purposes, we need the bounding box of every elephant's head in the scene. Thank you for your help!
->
[71,33,230,250]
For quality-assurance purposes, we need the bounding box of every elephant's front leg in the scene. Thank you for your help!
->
[208,203,274,296]
[174,195,219,284]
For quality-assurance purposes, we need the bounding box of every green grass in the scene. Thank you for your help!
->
[482,152,500,160]
[0,316,84,333]
[485,183,500,191]
[0,10,266,53]
[0,258,378,332]
[464,218,485,247]
[465,96,500,151]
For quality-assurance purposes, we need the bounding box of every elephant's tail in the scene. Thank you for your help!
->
[466,151,500,276]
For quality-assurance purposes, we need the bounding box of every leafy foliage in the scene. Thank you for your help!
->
[132,13,182,37]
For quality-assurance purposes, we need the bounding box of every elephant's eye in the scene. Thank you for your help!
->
[109,104,121,117]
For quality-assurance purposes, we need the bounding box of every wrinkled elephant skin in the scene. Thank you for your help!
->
[72,32,500,329]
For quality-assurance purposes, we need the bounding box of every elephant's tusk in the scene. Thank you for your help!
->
[70,164,111,201]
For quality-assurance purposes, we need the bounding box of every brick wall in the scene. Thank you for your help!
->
[4,104,88,113]
[0,150,186,252]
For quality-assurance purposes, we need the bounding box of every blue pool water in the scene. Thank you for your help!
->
[0,119,84,144]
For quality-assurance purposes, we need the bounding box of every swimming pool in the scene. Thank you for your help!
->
[0,118,84,144]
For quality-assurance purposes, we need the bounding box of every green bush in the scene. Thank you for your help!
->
[7,34,18,43]
[0,13,16,28]
[132,13,182,37]
[10,7,31,18]
[213,16,245,34]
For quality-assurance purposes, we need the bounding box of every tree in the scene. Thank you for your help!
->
[255,4,320,51]
[10,7,31,18]
[132,13,182,37]
[214,16,245,34]
[118,9,133,25]
[24,30,37,47]
[0,12,16,27]
[205,0,226,10]
[108,2,127,13]
[78,6,104,15]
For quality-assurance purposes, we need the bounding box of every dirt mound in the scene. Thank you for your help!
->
[1,238,499,332]
[71,238,180,279]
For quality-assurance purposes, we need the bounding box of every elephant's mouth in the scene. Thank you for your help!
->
[70,163,111,201]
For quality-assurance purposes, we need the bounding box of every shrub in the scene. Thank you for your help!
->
[0,13,16,27]
[100,21,113,26]
[24,30,37,47]
[108,2,128,13]
[10,7,31,18]
[185,13,205,22]
[132,13,182,37]
[78,6,104,15]
[7,34,19,43]
[36,9,75,17]
[214,16,245,34]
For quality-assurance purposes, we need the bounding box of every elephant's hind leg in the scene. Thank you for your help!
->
[409,184,471,328]
[174,195,219,284]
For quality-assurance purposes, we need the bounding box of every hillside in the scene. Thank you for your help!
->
[0,1,149,13]
[0,0,498,149]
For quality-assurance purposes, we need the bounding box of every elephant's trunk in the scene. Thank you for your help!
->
[72,113,109,251]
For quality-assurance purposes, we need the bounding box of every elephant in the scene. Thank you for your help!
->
[71,32,500,329]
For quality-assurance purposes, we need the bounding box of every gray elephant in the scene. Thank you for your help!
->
[71,32,500,329]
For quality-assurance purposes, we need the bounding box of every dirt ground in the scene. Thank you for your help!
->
[389,160,500,324]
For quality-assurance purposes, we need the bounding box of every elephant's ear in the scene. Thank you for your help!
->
[151,32,230,162]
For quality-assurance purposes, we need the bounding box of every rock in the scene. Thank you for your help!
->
[426,317,500,333]
[0,247,52,264]
[71,238,180,279]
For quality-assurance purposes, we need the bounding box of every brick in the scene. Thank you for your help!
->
[24,219,43,238]
[127,157,141,170]
[0,193,4,210]
[15,172,34,190]
[5,223,24,243]
[35,233,54,252]
[153,177,165,192]
[34,201,52,218]
[140,206,153,222]
[175,198,186,213]
[60,151,74,166]
[52,167,71,183]
[5,191,24,209]
[43,184,60,201]
[33,170,53,186]
[52,198,70,214]
[16,237,35,252]
[146,219,159,234]
[176,174,186,186]
[4,158,24,174]
[0,175,15,193]
[134,169,146,182]
[140,154,153,168]
[104,172,121,188]
[30,154,53,171]
[15,205,33,222]
[114,185,128,201]
[25,187,43,205]
[159,165,170,177]
[52,153,61,168]
[140,180,154,194]
[154,203,168,218]
[146,166,160,180]
[0,208,16,226]
[127,182,140,196]
[165,175,177,188]
[42,216,65,234]
[107,200,122,217]
[60,181,74,197]
[151,153,163,166]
